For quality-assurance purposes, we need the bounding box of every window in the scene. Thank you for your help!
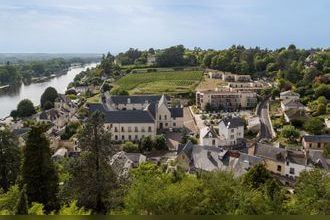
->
[115,135,118,140]
[141,127,145,132]
[122,135,125,140]
[165,115,167,120]
[165,123,168,127]
[121,127,124,132]
[231,129,234,133]
[230,135,234,139]
[128,127,132,132]
[212,139,216,146]
[135,135,138,140]
[289,168,295,175]
[277,165,282,172]
[159,115,162,120]
[128,135,131,140]
[135,127,138,132]
[148,126,152,132]
[173,122,176,127]
[114,127,118,132]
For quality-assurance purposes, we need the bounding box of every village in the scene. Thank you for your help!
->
[2,65,329,187]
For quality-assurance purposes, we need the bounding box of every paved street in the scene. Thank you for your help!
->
[257,98,273,141]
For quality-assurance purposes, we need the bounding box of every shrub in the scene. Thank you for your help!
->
[16,99,35,117]
[122,141,139,153]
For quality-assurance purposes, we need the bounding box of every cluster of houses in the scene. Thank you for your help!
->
[279,90,306,122]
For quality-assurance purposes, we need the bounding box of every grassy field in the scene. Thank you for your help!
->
[112,70,203,94]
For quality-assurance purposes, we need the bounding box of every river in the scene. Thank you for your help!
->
[0,63,98,119]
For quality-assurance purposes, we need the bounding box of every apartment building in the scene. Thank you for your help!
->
[196,89,257,111]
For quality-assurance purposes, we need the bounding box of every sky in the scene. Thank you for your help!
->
[0,0,329,53]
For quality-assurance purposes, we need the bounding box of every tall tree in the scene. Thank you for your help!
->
[40,87,58,110]
[21,125,59,213]
[0,129,20,192]
[70,111,115,213]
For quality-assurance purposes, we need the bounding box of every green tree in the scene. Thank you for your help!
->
[40,87,58,110]
[16,99,35,117]
[0,129,20,192]
[292,169,330,214]
[153,135,167,150]
[58,201,91,215]
[242,164,273,189]
[70,112,115,214]
[21,125,59,213]
[303,117,325,134]
[281,125,300,141]
[14,185,28,215]
[139,136,154,152]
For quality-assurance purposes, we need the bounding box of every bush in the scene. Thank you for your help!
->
[43,101,54,110]
[16,99,35,117]
[122,141,139,153]
[60,122,80,140]
[281,125,300,142]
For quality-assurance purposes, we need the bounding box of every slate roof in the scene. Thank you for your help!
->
[282,99,305,108]
[303,135,330,143]
[220,116,244,128]
[169,107,184,118]
[254,143,286,162]
[109,95,165,105]
[88,103,155,123]
[308,150,330,170]
[280,90,300,97]
[286,151,307,166]
[177,141,194,159]
[192,145,230,171]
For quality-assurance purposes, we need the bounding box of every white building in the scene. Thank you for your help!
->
[89,95,184,142]
[199,127,220,147]
[218,116,244,146]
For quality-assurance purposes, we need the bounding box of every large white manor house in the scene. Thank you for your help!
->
[88,94,184,141]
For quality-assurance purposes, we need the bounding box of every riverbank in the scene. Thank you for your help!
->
[0,63,98,119]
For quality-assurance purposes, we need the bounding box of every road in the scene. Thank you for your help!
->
[257,98,274,141]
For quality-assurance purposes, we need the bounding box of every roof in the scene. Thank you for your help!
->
[254,143,286,162]
[88,103,155,124]
[158,94,167,108]
[308,150,330,170]
[229,153,263,176]
[220,116,244,128]
[177,141,194,159]
[200,127,218,139]
[169,107,183,118]
[282,99,305,108]
[303,135,330,143]
[280,90,300,97]
[109,95,166,105]
[192,145,229,171]
[284,109,305,120]
[286,151,307,166]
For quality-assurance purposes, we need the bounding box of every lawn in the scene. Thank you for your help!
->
[112,70,203,94]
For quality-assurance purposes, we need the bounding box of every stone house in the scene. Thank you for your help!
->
[302,135,330,150]
[218,116,244,146]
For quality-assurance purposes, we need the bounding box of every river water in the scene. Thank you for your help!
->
[0,63,98,119]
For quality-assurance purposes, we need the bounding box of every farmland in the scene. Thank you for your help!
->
[112,70,203,94]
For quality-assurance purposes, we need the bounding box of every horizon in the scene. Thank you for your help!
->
[1,0,330,53]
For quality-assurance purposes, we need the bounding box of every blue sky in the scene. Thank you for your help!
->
[0,0,329,53]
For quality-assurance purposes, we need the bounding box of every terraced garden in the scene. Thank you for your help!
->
[112,70,203,94]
